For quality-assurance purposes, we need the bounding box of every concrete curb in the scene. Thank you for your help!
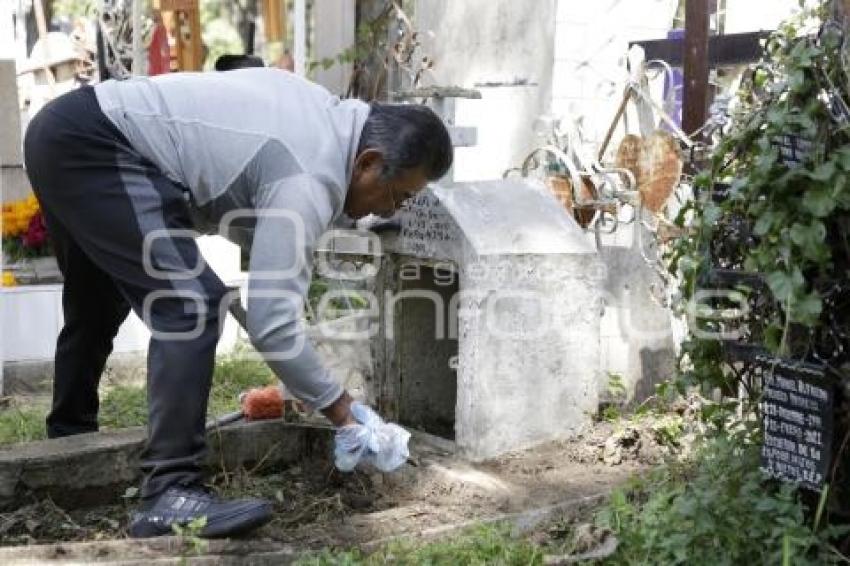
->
[0,420,334,509]
[0,537,300,565]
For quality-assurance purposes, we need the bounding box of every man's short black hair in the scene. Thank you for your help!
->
[357,102,453,181]
[215,54,265,71]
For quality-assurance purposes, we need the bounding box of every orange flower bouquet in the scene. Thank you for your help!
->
[2,194,52,263]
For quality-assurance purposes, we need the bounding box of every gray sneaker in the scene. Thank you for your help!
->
[128,484,273,538]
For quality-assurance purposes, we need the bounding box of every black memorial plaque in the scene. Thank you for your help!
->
[760,357,833,491]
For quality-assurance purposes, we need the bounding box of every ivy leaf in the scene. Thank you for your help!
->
[835,148,850,171]
[835,174,850,209]
[807,161,836,182]
[790,41,818,67]
[766,108,786,127]
[791,223,809,247]
[764,323,783,353]
[789,221,826,260]
[693,172,712,189]
[754,148,779,174]
[702,203,722,225]
[728,178,747,194]
[754,67,769,88]
[753,211,775,236]
[796,112,816,133]
[789,69,806,90]
[791,292,822,325]
[802,187,835,217]
[834,173,847,195]
[766,270,793,303]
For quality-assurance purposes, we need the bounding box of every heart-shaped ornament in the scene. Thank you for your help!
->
[615,131,683,213]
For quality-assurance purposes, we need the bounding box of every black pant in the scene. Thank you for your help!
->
[23,87,227,498]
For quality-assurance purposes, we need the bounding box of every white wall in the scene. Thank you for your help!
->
[550,0,811,149]
[2,236,244,363]
[0,1,13,59]
[724,0,805,33]
[552,0,678,148]
[310,0,356,96]
[414,0,557,181]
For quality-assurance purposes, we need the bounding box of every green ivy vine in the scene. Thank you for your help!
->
[669,5,850,389]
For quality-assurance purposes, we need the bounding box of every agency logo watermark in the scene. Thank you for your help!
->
[139,209,748,354]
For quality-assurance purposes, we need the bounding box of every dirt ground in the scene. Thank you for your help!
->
[0,417,661,552]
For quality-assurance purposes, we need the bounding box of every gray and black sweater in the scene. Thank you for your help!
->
[95,68,370,410]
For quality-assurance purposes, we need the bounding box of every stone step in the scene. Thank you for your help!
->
[0,419,333,509]
[3,353,148,398]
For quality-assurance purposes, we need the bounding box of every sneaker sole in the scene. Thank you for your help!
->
[129,503,273,539]
[200,503,274,538]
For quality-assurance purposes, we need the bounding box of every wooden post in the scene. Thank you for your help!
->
[156,0,203,71]
[833,0,850,29]
[682,0,710,138]
[263,0,284,43]
[189,3,202,69]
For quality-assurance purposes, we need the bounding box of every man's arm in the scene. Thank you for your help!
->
[244,174,354,426]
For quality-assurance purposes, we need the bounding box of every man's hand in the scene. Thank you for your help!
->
[322,390,357,428]
[333,401,411,472]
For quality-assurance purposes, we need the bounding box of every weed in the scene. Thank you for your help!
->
[600,405,621,422]
[172,515,209,560]
[307,278,369,322]
[648,414,685,448]
[297,523,542,565]
[606,373,627,401]
[599,373,629,422]
[0,349,278,446]
[595,432,849,565]
[0,406,46,444]
[208,347,276,417]
[100,385,147,429]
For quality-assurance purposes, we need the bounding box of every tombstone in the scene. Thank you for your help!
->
[0,59,29,203]
[368,178,605,460]
[1,58,26,395]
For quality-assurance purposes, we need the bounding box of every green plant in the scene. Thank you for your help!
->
[671,8,836,326]
[596,432,848,565]
[307,278,370,322]
[209,348,276,416]
[606,373,627,400]
[0,352,279,447]
[52,0,97,20]
[99,385,148,429]
[95,351,277,431]
[0,406,47,445]
[600,405,621,422]
[667,4,850,412]
[296,523,542,565]
[649,414,685,448]
[307,3,395,81]
[598,373,628,421]
[172,515,208,559]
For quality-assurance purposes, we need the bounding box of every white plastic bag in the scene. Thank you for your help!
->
[334,402,410,472]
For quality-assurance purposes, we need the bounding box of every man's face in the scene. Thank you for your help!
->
[345,149,429,219]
